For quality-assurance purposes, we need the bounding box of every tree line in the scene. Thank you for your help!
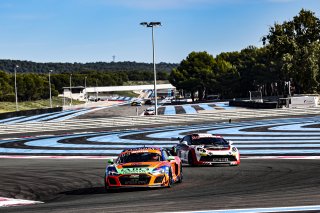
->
[0,61,177,74]
[169,9,320,101]
[1,9,319,103]
[0,70,169,102]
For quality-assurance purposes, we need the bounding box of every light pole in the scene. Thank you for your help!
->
[84,76,87,102]
[95,79,98,101]
[140,21,161,115]
[14,65,19,111]
[49,70,53,108]
[69,74,72,106]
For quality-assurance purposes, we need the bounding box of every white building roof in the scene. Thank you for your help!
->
[85,84,175,93]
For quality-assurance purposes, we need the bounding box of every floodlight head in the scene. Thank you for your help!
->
[150,22,161,27]
[140,22,162,28]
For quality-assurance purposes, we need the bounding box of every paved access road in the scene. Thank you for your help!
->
[1,158,320,213]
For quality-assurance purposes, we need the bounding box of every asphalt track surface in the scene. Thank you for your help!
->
[1,158,320,213]
[1,106,320,212]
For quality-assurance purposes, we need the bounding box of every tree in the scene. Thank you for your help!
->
[0,70,14,101]
[169,51,216,101]
[263,9,320,94]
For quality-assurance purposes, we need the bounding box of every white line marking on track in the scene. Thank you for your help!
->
[160,205,320,213]
[0,197,43,207]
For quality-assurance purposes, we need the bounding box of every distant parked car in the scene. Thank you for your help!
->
[144,107,155,115]
[131,101,142,106]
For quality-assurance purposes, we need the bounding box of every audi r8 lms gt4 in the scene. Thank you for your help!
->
[105,147,183,191]
[173,133,240,166]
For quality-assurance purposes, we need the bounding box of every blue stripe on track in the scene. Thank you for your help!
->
[5,114,51,124]
[182,105,197,114]
[30,110,80,122]
[214,102,236,109]
[0,116,26,123]
[164,106,176,115]
[198,104,214,110]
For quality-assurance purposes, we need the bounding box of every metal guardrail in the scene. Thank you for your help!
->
[0,107,319,135]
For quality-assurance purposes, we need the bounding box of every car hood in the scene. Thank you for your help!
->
[192,144,230,150]
[112,162,167,174]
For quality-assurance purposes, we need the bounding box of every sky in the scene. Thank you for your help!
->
[0,0,319,64]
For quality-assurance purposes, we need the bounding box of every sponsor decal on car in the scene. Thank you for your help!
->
[120,167,151,174]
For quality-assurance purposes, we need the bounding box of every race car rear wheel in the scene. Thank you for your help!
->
[177,163,183,183]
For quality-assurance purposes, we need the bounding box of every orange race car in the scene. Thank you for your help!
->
[105,147,183,191]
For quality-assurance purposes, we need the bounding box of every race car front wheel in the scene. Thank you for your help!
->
[105,176,117,193]
[167,169,173,188]
[188,151,195,166]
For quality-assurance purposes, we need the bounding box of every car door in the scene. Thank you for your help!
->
[162,150,176,178]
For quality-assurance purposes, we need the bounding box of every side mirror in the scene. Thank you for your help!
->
[167,156,175,161]
[228,140,233,145]
[177,137,181,141]
[108,159,114,165]
[181,141,188,146]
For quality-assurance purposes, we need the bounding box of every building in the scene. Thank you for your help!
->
[62,84,176,101]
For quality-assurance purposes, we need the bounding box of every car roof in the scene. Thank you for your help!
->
[190,133,223,138]
[119,147,162,156]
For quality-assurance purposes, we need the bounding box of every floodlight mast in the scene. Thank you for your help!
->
[49,70,53,108]
[140,21,162,115]
[14,65,19,111]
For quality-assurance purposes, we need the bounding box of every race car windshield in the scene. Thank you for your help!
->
[191,137,228,145]
[118,152,161,163]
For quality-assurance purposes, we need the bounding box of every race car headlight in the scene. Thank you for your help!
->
[106,167,119,176]
[196,147,207,153]
[232,147,238,152]
[150,167,166,175]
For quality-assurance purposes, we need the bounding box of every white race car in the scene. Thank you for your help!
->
[173,133,240,166]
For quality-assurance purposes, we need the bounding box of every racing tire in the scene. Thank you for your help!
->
[177,163,183,183]
[166,169,173,188]
[188,151,195,166]
[105,176,116,193]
